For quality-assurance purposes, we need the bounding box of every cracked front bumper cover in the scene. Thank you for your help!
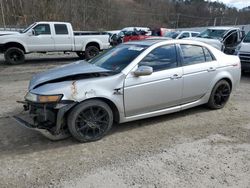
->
[12,115,70,140]
[12,101,77,141]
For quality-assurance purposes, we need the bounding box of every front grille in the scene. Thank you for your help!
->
[239,52,250,63]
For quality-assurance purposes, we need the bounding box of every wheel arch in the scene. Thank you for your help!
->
[86,41,100,50]
[210,71,234,92]
[4,42,26,53]
[68,97,120,124]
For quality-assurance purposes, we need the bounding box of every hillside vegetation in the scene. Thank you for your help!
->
[0,0,249,30]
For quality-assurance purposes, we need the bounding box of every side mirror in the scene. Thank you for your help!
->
[27,29,34,36]
[134,66,153,76]
[28,29,36,36]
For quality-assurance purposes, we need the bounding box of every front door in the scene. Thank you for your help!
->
[124,44,183,117]
[26,23,55,52]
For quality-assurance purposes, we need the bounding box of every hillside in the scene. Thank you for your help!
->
[0,0,249,30]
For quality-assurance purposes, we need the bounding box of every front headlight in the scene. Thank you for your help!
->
[25,92,62,103]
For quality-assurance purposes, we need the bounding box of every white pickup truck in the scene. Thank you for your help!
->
[0,21,111,64]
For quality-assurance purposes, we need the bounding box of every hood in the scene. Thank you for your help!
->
[29,60,111,90]
[187,37,222,50]
[0,31,19,36]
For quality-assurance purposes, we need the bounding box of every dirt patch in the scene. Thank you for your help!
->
[0,54,250,187]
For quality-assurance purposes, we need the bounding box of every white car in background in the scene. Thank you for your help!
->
[164,30,200,39]
[236,31,250,71]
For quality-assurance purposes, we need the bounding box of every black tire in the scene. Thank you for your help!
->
[207,80,231,109]
[67,100,113,142]
[4,47,25,65]
[85,46,99,60]
[76,51,85,59]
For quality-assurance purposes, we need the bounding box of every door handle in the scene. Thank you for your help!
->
[207,67,216,72]
[170,74,182,80]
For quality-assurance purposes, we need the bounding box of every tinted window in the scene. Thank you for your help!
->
[244,31,250,43]
[180,45,205,66]
[203,48,214,62]
[139,45,177,71]
[179,32,189,39]
[191,32,199,37]
[224,30,237,46]
[54,24,68,35]
[89,44,147,72]
[33,24,51,35]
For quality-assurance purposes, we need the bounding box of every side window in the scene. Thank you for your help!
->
[33,24,51,35]
[203,47,214,62]
[54,24,68,35]
[180,44,205,66]
[179,32,190,39]
[139,45,177,72]
[191,32,199,37]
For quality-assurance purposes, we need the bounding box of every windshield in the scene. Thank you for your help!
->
[164,31,180,39]
[197,29,227,39]
[89,44,147,73]
[243,32,250,43]
[20,23,36,33]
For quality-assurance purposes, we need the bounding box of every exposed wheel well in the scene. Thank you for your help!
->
[4,42,25,53]
[86,42,100,50]
[220,78,232,90]
[71,98,120,123]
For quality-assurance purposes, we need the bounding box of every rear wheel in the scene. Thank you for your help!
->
[67,100,113,142]
[85,46,99,60]
[207,80,231,109]
[4,47,25,65]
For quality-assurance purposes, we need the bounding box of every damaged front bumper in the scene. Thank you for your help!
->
[13,100,76,140]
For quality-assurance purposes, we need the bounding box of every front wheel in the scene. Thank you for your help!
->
[207,80,231,109]
[67,100,113,142]
[4,47,25,65]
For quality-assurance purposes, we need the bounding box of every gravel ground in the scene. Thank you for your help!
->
[0,54,249,188]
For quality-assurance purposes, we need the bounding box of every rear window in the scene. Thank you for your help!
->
[191,32,199,37]
[203,47,214,62]
[54,24,68,35]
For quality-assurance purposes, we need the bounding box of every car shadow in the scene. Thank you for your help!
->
[0,105,209,156]
[110,106,208,134]
[0,56,80,67]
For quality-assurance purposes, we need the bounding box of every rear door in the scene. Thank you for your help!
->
[26,23,55,51]
[179,44,217,104]
[53,24,73,51]
[124,44,183,117]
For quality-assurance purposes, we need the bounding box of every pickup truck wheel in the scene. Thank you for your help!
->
[207,80,231,109]
[85,46,99,60]
[67,100,113,142]
[4,47,25,65]
[76,51,85,59]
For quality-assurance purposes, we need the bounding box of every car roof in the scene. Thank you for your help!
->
[207,27,239,31]
[124,39,210,47]
[125,40,164,46]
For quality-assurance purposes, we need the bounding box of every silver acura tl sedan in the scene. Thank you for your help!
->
[13,39,241,142]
